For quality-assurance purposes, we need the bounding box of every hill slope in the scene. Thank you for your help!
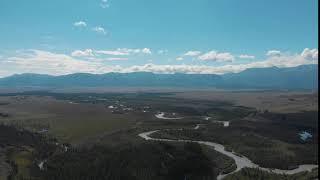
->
[0,65,317,90]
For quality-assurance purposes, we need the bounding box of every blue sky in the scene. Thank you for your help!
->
[0,0,318,76]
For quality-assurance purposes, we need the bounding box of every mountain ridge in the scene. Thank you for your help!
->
[0,64,317,90]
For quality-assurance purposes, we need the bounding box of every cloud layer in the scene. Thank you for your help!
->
[92,26,107,35]
[266,50,282,57]
[0,48,317,77]
[71,49,94,57]
[198,51,235,62]
[184,51,202,56]
[239,54,255,59]
[72,48,152,57]
[301,48,318,60]
[73,21,87,27]
[100,0,110,8]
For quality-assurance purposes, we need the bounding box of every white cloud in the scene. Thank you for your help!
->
[106,57,128,61]
[301,48,318,60]
[100,0,110,8]
[198,51,235,62]
[142,48,152,54]
[176,57,183,61]
[123,50,317,74]
[71,49,94,57]
[92,26,107,35]
[123,48,141,54]
[95,48,152,56]
[0,50,112,76]
[158,49,168,55]
[0,48,317,77]
[73,21,87,27]
[184,51,201,56]
[266,50,281,56]
[95,50,129,56]
[238,54,255,59]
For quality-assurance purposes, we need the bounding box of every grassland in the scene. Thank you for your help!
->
[0,95,135,143]
[7,147,34,180]
[171,90,318,113]
[0,92,256,143]
[151,111,318,169]
[0,91,318,179]
[224,167,318,180]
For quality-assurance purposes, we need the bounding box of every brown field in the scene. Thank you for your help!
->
[0,96,135,144]
[170,90,318,113]
[0,90,317,145]
[0,90,317,179]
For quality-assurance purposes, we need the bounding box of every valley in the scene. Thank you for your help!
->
[0,90,318,180]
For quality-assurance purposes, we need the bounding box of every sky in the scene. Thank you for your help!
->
[0,0,318,77]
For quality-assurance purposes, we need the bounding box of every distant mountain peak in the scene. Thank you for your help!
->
[0,64,317,90]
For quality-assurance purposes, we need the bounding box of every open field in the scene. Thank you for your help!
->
[0,148,11,180]
[151,109,318,170]
[7,147,34,180]
[0,90,318,180]
[171,91,318,113]
[1,88,317,113]
[0,95,135,143]
[224,167,318,180]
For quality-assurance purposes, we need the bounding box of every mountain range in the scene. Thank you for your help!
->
[0,64,317,90]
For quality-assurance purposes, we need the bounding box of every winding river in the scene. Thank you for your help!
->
[138,127,318,180]
[155,112,184,120]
